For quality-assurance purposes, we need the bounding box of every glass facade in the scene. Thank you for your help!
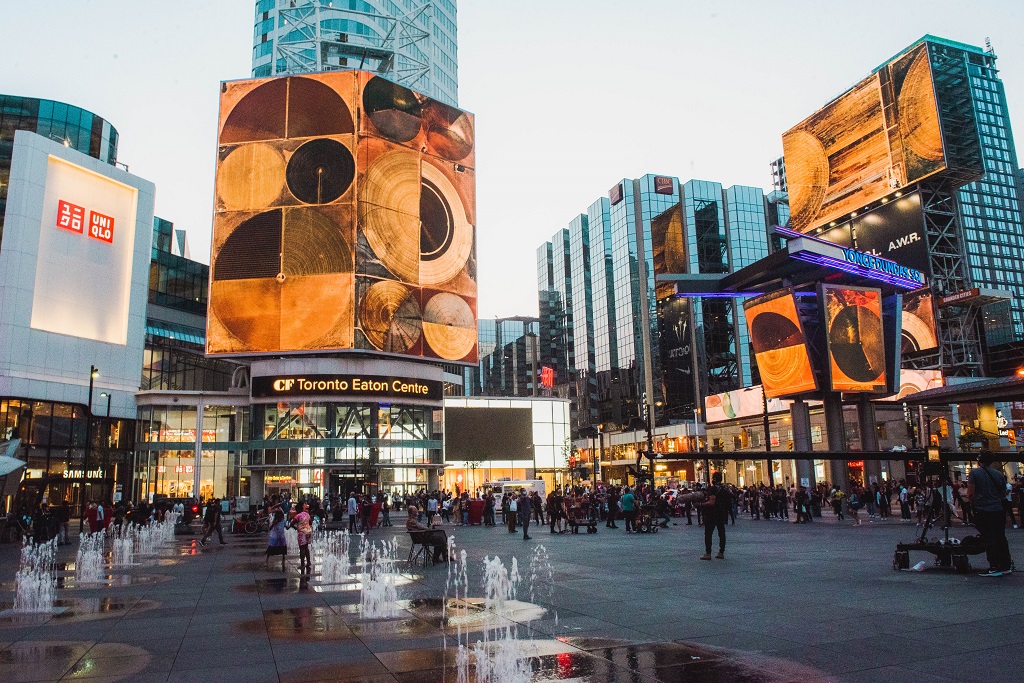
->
[251,0,459,107]
[950,40,1024,338]
[1,398,132,513]
[0,94,118,250]
[475,317,540,397]
[538,176,776,437]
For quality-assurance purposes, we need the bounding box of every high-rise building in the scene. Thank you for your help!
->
[774,35,1024,360]
[538,175,781,436]
[0,95,119,247]
[251,0,459,106]
[474,317,540,397]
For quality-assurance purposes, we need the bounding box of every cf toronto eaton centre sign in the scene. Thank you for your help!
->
[251,374,444,401]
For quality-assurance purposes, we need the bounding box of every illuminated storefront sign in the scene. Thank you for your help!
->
[252,374,444,401]
[841,249,924,285]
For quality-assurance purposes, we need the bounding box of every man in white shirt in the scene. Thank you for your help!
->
[426,496,439,526]
[347,492,358,533]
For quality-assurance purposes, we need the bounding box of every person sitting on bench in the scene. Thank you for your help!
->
[406,505,446,562]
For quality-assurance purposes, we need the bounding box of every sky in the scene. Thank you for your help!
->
[4,1,1024,319]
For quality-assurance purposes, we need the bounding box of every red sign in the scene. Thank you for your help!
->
[185,464,194,474]
[540,366,555,388]
[847,460,865,469]
[88,211,114,243]
[938,288,980,307]
[174,465,184,474]
[56,200,85,233]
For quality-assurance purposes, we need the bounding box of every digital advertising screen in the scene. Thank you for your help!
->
[658,296,695,410]
[880,368,944,402]
[743,289,817,399]
[783,43,946,234]
[852,192,928,273]
[822,285,887,393]
[208,71,478,363]
[651,204,686,298]
[30,156,139,344]
[444,407,534,461]
[704,386,791,423]
[901,287,938,355]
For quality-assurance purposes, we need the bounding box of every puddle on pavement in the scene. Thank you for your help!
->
[233,573,421,594]
[0,597,157,626]
[285,639,836,682]
[1,574,169,590]
[0,641,150,682]
[237,606,358,640]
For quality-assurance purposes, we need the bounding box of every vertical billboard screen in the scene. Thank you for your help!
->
[658,296,695,411]
[208,71,477,363]
[901,287,938,355]
[651,204,686,298]
[822,285,887,393]
[743,289,817,399]
[30,156,139,344]
[783,43,946,233]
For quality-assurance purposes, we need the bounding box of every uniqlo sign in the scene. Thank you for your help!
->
[88,210,114,243]
[57,199,114,243]
[56,200,85,233]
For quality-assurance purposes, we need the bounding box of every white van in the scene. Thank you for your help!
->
[485,480,547,500]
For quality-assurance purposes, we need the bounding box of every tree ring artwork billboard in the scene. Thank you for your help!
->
[821,285,888,393]
[783,42,948,234]
[208,71,477,363]
[743,289,818,399]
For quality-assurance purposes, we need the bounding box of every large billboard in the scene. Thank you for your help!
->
[784,43,946,233]
[822,285,887,393]
[743,289,817,399]
[651,204,686,298]
[31,156,139,345]
[852,192,928,273]
[901,287,938,355]
[208,72,477,363]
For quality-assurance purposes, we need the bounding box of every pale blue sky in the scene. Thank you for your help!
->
[4,1,1023,318]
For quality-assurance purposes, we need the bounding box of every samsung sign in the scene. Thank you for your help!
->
[841,248,925,285]
[251,374,444,401]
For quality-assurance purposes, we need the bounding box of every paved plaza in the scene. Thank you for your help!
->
[0,516,1021,682]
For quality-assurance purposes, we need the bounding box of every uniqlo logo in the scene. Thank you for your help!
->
[88,211,114,243]
[56,200,85,233]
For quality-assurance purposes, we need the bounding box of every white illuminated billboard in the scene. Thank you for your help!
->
[30,156,139,344]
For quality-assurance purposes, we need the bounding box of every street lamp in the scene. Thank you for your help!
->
[80,365,99,530]
[99,392,112,417]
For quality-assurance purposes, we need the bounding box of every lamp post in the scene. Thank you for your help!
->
[694,406,709,483]
[761,387,775,487]
[80,365,99,530]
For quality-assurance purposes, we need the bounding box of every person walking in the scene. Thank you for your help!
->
[265,510,288,571]
[199,498,226,546]
[968,451,1015,577]
[292,501,313,573]
[518,490,533,540]
[620,486,636,534]
[605,487,619,529]
[347,492,358,533]
[848,487,863,526]
[700,472,731,560]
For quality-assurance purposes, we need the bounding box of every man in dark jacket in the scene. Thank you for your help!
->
[969,451,1014,576]
[199,498,225,546]
[518,490,533,540]
[700,472,732,560]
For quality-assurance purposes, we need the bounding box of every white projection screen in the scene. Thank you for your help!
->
[30,156,139,344]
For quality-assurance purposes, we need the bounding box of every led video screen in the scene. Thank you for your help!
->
[881,368,944,402]
[901,287,938,355]
[31,156,139,344]
[445,407,534,461]
[822,285,887,393]
[743,289,817,399]
[784,43,945,233]
[853,192,928,273]
[208,72,477,363]
[651,204,686,298]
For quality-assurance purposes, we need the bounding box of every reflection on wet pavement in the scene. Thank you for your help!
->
[0,641,150,683]
[0,597,157,626]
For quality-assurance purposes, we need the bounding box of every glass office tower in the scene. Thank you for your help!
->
[0,95,118,248]
[251,0,459,106]
[538,175,777,435]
